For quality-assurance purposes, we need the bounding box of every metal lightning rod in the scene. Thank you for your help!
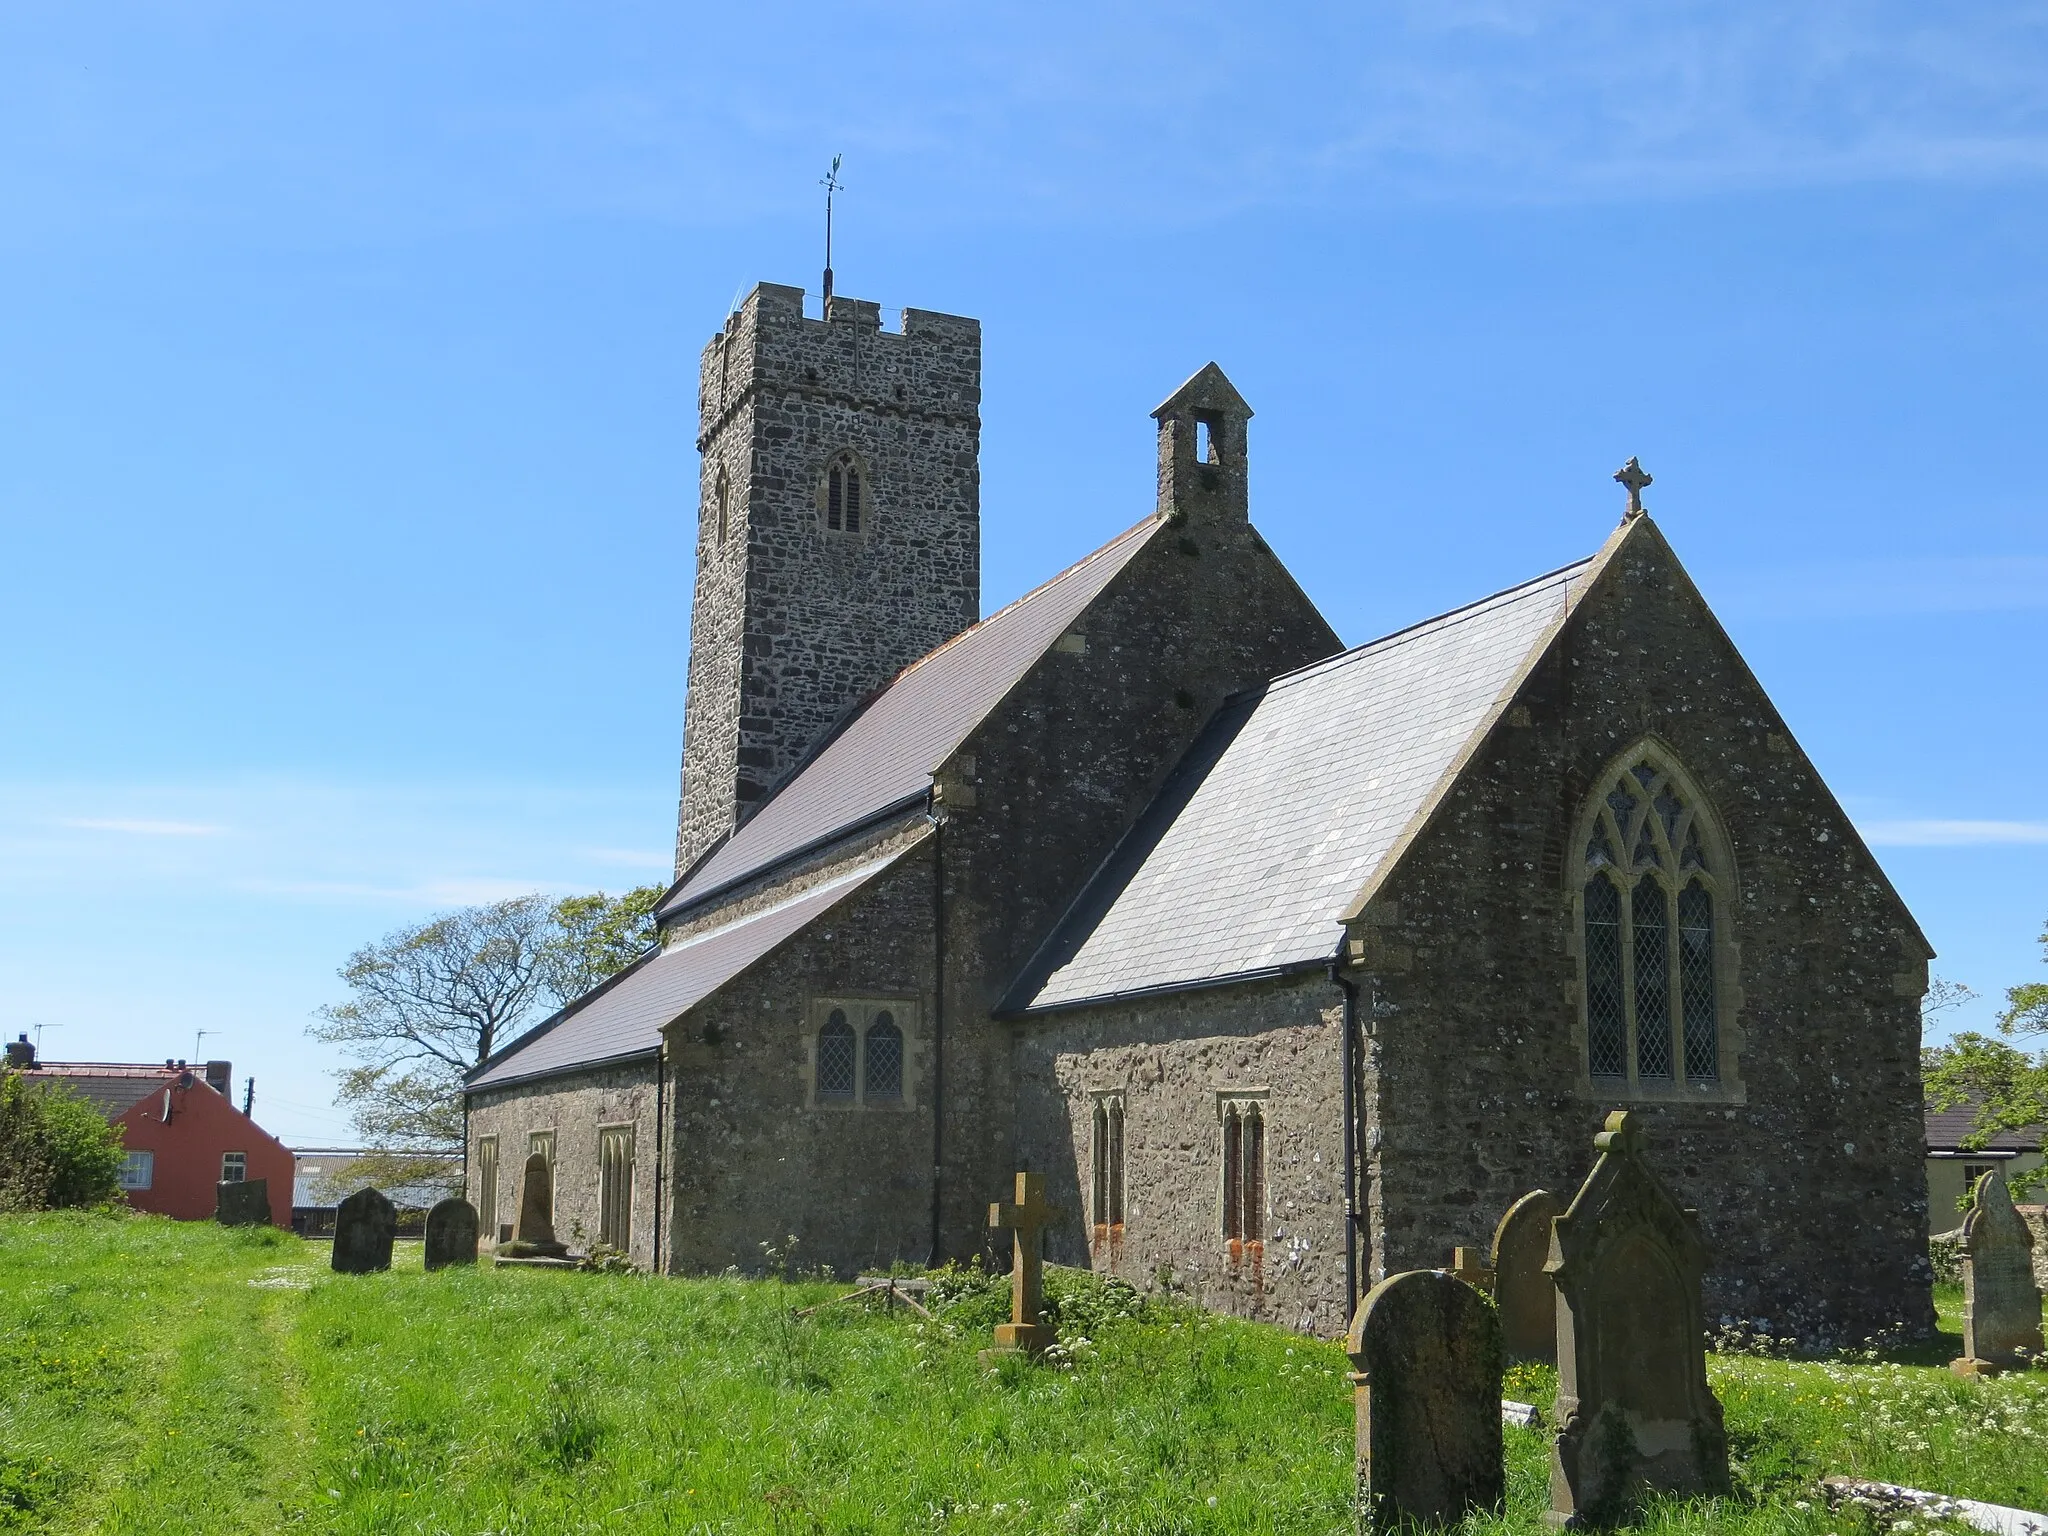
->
[821,154,844,313]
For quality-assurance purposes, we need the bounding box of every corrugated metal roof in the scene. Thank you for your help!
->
[471,847,915,1089]
[23,1065,180,1118]
[1012,559,1594,1012]
[663,517,1162,915]
[1926,1104,2042,1153]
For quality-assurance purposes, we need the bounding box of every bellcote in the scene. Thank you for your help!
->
[1153,363,1251,525]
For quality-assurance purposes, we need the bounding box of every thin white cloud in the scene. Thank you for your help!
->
[60,817,227,836]
[1858,819,2048,847]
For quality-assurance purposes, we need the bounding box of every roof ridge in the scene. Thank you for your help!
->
[1257,553,1596,695]
[883,516,1158,688]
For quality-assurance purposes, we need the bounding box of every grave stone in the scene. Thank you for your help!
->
[214,1176,270,1227]
[498,1153,568,1260]
[983,1172,1060,1358]
[331,1186,396,1274]
[1546,1111,1728,1527]
[1346,1269,1505,1533]
[1952,1169,2044,1376]
[1492,1189,1562,1365]
[423,1197,480,1270]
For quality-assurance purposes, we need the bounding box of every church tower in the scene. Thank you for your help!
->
[674,283,982,877]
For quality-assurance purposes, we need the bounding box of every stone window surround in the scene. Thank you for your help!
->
[815,448,875,538]
[1216,1088,1270,1243]
[802,996,923,1111]
[1567,739,1747,1106]
[597,1123,635,1251]
[1089,1089,1126,1229]
[475,1134,500,1236]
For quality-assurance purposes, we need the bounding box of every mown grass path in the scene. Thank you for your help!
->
[3,1213,2046,1535]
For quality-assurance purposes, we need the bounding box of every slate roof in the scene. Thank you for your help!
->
[662,517,1162,916]
[1010,557,1596,1012]
[1926,1104,2043,1154]
[470,847,915,1090]
[23,1064,182,1118]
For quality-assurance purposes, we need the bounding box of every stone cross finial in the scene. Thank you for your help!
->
[985,1172,1061,1357]
[1614,458,1653,519]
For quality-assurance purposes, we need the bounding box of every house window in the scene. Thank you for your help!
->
[864,1012,903,1100]
[119,1150,154,1191]
[824,453,864,534]
[597,1125,634,1251]
[1578,750,1734,1096]
[221,1151,247,1183]
[1961,1163,1995,1191]
[476,1135,499,1236]
[1091,1092,1125,1230]
[1220,1096,1266,1244]
[810,999,917,1108]
[817,1009,857,1099]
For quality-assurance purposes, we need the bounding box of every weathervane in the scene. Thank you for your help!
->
[821,154,844,311]
[1613,457,1652,520]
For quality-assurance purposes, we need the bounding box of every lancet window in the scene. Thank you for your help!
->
[825,453,864,534]
[1220,1098,1265,1244]
[1580,752,1729,1093]
[1091,1093,1125,1231]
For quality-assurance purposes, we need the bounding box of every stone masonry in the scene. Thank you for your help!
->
[675,285,982,876]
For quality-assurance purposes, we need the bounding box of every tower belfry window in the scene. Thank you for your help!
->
[825,454,864,534]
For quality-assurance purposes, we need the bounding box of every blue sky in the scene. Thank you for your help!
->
[3,3,2044,1143]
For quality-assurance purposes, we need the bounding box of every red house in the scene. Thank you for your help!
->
[8,1036,294,1225]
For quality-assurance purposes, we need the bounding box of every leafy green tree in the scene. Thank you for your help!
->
[1924,919,2048,1199]
[0,1070,125,1212]
[543,885,664,1005]
[310,887,665,1184]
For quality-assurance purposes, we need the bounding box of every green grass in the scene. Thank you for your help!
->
[1,1213,2044,1534]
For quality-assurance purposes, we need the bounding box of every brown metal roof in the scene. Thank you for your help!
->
[471,847,917,1090]
[662,517,1163,917]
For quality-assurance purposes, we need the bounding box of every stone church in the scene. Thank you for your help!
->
[465,280,1935,1343]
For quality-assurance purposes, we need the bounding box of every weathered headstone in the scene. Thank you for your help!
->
[498,1153,568,1260]
[1952,1169,2044,1377]
[983,1172,1060,1358]
[214,1176,270,1227]
[1492,1189,1562,1365]
[423,1197,480,1270]
[1346,1269,1505,1533]
[331,1186,396,1274]
[1547,1112,1728,1527]
[1449,1246,1494,1292]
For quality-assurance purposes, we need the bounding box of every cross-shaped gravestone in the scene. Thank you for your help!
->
[986,1172,1061,1357]
[1614,457,1653,518]
[1449,1246,1495,1294]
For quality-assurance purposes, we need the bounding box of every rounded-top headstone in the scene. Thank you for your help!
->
[1491,1188,1561,1364]
[1954,1168,2044,1375]
[423,1197,480,1271]
[331,1186,397,1274]
[1346,1269,1504,1533]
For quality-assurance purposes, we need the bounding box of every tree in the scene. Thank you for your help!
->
[0,1070,125,1212]
[311,887,664,1183]
[1923,920,2048,1199]
[543,885,664,1005]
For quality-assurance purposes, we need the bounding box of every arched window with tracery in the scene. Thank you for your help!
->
[863,1011,902,1100]
[1220,1098,1265,1244]
[816,1009,856,1100]
[1579,750,1732,1094]
[824,453,864,534]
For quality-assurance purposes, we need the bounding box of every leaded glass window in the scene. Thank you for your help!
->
[863,1012,903,1100]
[1578,753,1729,1093]
[817,1009,856,1099]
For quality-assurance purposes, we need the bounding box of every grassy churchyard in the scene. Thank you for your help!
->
[1,1214,2045,1535]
